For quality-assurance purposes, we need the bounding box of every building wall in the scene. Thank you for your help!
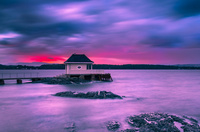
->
[65,63,90,74]
[70,64,87,70]
[65,64,69,74]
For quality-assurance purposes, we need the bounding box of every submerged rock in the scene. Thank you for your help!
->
[107,121,121,131]
[126,112,200,132]
[54,91,123,99]
[119,129,138,132]
[64,122,76,132]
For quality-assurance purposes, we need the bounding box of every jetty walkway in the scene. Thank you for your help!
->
[0,72,113,85]
[0,72,46,84]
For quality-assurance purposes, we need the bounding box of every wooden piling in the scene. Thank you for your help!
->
[0,79,5,85]
[99,75,102,81]
[84,75,92,80]
[32,78,41,82]
[79,75,85,80]
[91,75,95,81]
[32,78,36,82]
[17,79,22,84]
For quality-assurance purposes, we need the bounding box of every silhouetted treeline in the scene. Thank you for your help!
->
[0,64,64,69]
[0,64,38,69]
[0,64,200,70]
[39,64,65,69]
[92,64,200,69]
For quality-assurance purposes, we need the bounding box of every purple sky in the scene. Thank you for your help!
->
[0,0,200,65]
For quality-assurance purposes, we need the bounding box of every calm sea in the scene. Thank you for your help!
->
[0,70,200,131]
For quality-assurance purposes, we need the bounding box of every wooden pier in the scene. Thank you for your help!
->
[0,72,113,85]
[0,77,50,85]
[0,72,43,85]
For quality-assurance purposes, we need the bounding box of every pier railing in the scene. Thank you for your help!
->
[0,72,39,79]
[68,70,104,75]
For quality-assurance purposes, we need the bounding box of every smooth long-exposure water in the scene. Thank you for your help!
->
[0,70,200,131]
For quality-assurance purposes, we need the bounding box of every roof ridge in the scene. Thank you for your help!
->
[64,54,94,63]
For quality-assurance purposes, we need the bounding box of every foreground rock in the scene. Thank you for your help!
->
[125,112,200,132]
[105,113,200,131]
[54,91,123,99]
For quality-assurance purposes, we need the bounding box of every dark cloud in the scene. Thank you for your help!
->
[173,0,200,18]
[141,34,182,48]
[0,0,89,8]
[11,22,85,38]
[116,0,200,18]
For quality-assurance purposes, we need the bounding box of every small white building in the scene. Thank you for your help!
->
[64,54,104,75]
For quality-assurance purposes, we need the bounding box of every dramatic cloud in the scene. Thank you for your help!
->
[173,0,200,18]
[0,0,200,64]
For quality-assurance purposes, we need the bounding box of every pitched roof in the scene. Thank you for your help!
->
[65,54,94,63]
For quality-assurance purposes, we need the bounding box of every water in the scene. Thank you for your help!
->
[0,70,200,131]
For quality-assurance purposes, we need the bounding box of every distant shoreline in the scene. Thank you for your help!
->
[0,64,200,70]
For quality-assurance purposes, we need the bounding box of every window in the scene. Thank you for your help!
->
[87,64,91,69]
[77,66,82,69]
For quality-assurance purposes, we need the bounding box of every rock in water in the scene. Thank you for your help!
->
[54,91,122,99]
[64,122,76,132]
[119,129,138,132]
[40,77,72,84]
[127,112,200,132]
[106,121,120,131]
[38,77,90,84]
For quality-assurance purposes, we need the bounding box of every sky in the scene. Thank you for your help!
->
[0,0,200,65]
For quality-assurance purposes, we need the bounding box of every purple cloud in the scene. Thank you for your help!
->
[0,0,200,64]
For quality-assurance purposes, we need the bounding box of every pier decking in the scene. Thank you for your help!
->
[0,72,46,84]
[0,72,112,85]
[67,70,104,74]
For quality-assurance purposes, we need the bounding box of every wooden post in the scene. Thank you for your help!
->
[17,79,22,84]
[79,75,85,80]
[0,79,5,85]
[32,78,38,82]
[91,75,95,81]
[67,75,71,78]
[99,75,102,81]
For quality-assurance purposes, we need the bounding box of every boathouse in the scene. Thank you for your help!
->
[64,54,103,75]
[64,54,112,81]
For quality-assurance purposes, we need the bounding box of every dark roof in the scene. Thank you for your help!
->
[65,54,94,63]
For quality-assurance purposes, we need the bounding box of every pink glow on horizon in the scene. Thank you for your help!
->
[16,55,150,65]
[30,56,66,63]
[18,56,67,64]
[11,49,200,65]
